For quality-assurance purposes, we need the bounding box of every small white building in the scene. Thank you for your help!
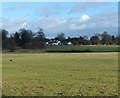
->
[52,41,61,46]
[68,42,72,45]
[46,42,49,45]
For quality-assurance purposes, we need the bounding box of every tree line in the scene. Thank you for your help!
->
[1,28,46,51]
[0,28,120,51]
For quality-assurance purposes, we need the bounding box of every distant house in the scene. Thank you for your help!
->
[46,40,72,46]
[46,40,61,46]
[52,40,61,45]
[68,42,72,45]
[46,42,49,45]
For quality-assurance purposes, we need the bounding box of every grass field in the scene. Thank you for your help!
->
[47,45,119,52]
[2,52,118,96]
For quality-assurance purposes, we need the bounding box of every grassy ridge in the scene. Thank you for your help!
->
[2,53,118,96]
[47,45,119,52]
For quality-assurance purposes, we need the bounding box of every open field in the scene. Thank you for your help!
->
[47,45,119,52]
[2,52,118,96]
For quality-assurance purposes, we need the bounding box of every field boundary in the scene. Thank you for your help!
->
[46,50,120,53]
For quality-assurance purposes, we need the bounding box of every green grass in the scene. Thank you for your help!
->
[47,45,119,51]
[2,53,118,96]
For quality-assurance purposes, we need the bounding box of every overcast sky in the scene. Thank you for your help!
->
[1,2,118,38]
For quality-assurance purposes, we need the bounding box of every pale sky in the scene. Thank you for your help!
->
[1,2,118,38]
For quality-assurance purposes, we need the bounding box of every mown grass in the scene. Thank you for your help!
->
[2,53,118,96]
[47,45,119,51]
